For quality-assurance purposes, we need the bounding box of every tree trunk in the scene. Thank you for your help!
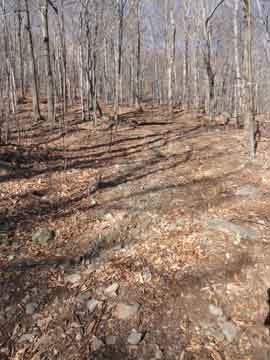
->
[24,0,41,121]
[135,0,142,110]
[243,0,255,158]
[167,9,176,113]
[17,0,25,99]
[233,0,242,127]
[114,0,125,123]
[40,0,55,124]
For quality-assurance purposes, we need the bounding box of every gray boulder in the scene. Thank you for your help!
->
[235,185,259,197]
[127,329,143,345]
[32,228,55,245]
[207,218,257,240]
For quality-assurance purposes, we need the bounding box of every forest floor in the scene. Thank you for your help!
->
[1,103,270,359]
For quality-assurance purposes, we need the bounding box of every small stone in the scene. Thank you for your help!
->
[127,329,143,345]
[235,185,259,197]
[32,228,55,245]
[89,198,97,207]
[153,345,163,359]
[176,219,186,227]
[64,273,81,284]
[18,333,35,343]
[104,283,119,297]
[142,270,152,283]
[77,291,91,302]
[207,218,257,240]
[91,336,104,351]
[86,299,101,313]
[103,213,114,222]
[204,327,225,342]
[112,244,123,252]
[149,344,163,359]
[220,320,239,342]
[26,302,38,315]
[209,304,224,317]
[115,302,140,320]
[105,335,117,345]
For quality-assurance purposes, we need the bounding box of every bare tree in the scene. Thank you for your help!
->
[167,8,176,113]
[243,0,256,158]
[40,0,55,123]
[135,0,142,111]
[114,0,128,123]
[233,0,242,127]
[24,0,41,121]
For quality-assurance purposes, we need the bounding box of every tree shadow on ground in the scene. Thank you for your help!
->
[0,121,213,184]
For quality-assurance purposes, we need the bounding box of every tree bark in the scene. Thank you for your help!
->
[135,0,142,110]
[40,0,55,124]
[233,0,242,127]
[24,0,41,121]
[167,9,176,113]
[244,0,255,158]
[17,0,25,99]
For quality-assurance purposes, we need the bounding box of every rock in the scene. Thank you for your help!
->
[142,270,152,283]
[219,320,239,342]
[77,291,91,302]
[209,304,224,317]
[103,213,114,222]
[91,336,104,351]
[104,283,119,298]
[18,333,35,343]
[235,185,259,197]
[115,302,140,320]
[22,294,30,304]
[203,326,225,342]
[154,348,163,359]
[0,222,10,245]
[86,299,101,313]
[176,219,186,227]
[112,244,123,252]
[150,344,163,359]
[26,302,38,315]
[32,228,55,245]
[105,335,117,345]
[127,329,143,345]
[64,273,81,285]
[89,198,97,207]
[0,160,14,172]
[207,218,257,240]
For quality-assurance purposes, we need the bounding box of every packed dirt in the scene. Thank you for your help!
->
[1,104,270,359]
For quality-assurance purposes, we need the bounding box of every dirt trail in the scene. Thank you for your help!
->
[1,108,270,359]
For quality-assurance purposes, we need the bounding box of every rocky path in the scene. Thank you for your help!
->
[1,109,270,359]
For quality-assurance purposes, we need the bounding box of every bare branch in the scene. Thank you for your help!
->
[205,0,226,29]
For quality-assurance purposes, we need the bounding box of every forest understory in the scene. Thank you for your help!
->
[1,103,270,359]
